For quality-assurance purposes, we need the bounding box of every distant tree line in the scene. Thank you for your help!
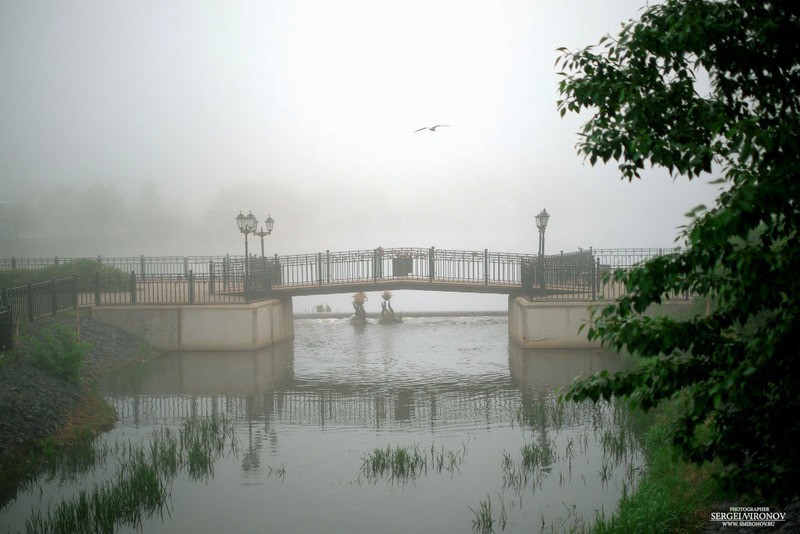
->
[0,181,187,256]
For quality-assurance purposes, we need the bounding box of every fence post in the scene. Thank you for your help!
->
[223,255,229,291]
[209,261,215,295]
[484,249,489,285]
[55,256,59,267]
[188,270,195,304]
[26,282,33,322]
[592,258,599,301]
[317,253,323,286]
[520,260,529,297]
[72,276,78,311]
[262,259,272,294]
[50,279,57,315]
[11,257,16,270]
[94,272,101,305]
[183,257,189,276]
[140,255,146,279]
[129,271,137,304]
[326,250,331,283]
[97,255,102,265]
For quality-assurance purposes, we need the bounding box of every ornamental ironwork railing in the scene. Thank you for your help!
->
[0,247,687,324]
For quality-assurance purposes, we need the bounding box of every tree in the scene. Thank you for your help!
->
[556,0,800,502]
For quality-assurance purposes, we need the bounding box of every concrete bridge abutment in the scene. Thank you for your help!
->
[508,297,600,349]
[508,296,695,349]
[91,298,294,352]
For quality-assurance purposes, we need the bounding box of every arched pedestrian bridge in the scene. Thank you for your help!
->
[0,246,668,305]
[264,247,599,299]
[1,247,685,351]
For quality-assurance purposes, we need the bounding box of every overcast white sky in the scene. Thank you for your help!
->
[1,0,719,267]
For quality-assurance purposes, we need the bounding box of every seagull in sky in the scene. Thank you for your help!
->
[414,124,450,133]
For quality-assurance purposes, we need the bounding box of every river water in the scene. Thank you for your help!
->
[1,316,643,533]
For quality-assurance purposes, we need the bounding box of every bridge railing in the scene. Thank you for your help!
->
[1,277,83,323]
[592,247,688,301]
[522,250,597,300]
[273,247,535,288]
[521,247,688,301]
[0,248,691,321]
[0,255,232,276]
[0,270,254,324]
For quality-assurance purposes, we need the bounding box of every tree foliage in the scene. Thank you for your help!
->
[557,0,800,502]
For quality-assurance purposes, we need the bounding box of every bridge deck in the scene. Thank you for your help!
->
[270,278,524,297]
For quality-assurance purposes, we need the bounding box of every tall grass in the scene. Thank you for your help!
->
[591,419,722,534]
[360,442,467,482]
[469,493,508,533]
[23,415,238,533]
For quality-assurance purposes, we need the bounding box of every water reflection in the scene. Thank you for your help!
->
[103,335,624,435]
[103,344,295,396]
[508,344,626,390]
[3,317,643,534]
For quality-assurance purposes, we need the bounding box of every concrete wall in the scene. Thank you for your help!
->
[91,298,294,352]
[508,296,694,349]
[508,297,599,349]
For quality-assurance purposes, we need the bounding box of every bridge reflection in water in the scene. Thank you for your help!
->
[80,316,645,533]
[102,337,625,433]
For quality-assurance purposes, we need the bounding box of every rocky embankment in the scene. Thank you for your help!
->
[0,314,151,456]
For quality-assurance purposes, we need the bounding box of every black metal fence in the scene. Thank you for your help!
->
[0,257,286,324]
[0,247,687,325]
[522,250,598,300]
[520,247,686,301]
[0,255,229,276]
[0,277,84,325]
[276,247,533,288]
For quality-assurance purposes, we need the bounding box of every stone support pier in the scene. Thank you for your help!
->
[508,296,694,349]
[91,298,294,352]
[508,297,600,349]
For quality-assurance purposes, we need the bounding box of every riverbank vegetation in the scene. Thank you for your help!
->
[0,259,126,288]
[23,415,237,533]
[359,442,467,483]
[23,323,92,383]
[0,313,154,506]
[592,402,724,533]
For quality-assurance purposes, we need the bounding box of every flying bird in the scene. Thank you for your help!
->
[414,124,450,133]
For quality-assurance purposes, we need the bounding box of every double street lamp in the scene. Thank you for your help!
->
[236,211,275,281]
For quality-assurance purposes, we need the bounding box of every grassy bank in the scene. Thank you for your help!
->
[0,389,118,500]
[586,301,735,532]
[0,313,154,503]
[591,407,724,533]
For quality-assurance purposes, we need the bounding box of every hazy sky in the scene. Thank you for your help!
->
[1,0,720,262]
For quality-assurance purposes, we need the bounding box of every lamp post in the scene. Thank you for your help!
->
[253,215,275,294]
[535,208,550,295]
[253,215,275,259]
[236,211,259,280]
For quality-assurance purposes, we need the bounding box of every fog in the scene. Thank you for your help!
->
[1,0,719,310]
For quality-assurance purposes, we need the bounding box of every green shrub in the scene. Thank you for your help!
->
[24,324,92,383]
[0,259,126,289]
